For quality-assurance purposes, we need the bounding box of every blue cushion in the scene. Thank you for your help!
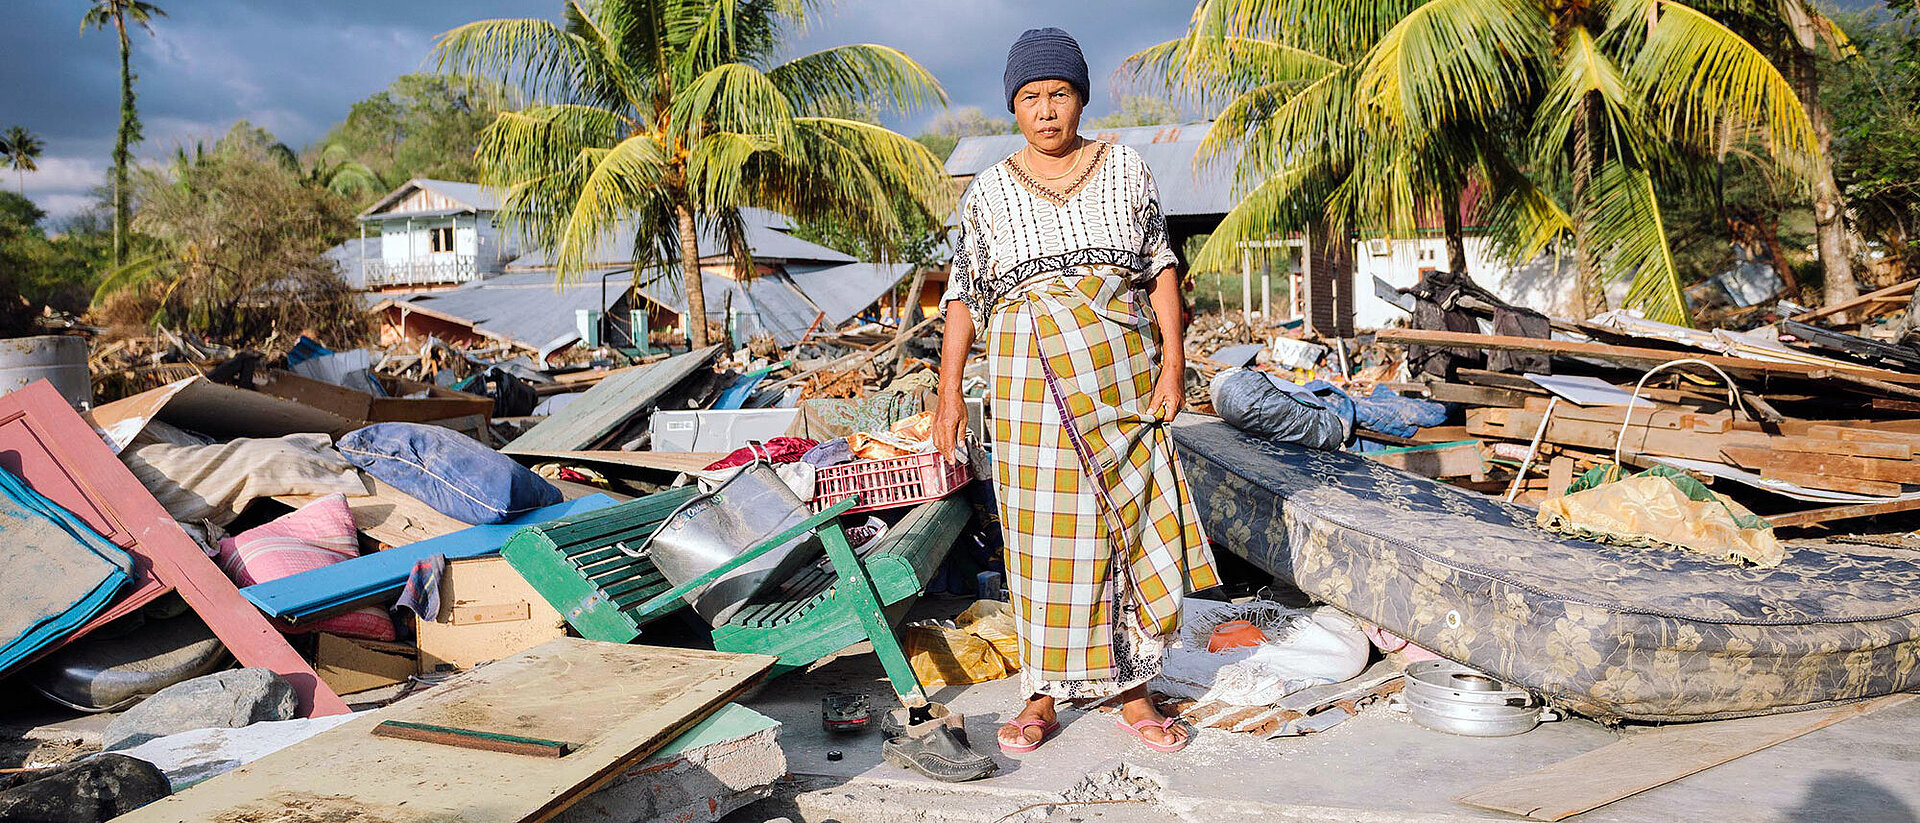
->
[338,423,561,525]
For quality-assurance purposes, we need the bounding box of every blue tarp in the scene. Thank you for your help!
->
[0,467,133,675]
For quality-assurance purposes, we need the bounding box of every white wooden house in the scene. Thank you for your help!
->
[355,179,519,290]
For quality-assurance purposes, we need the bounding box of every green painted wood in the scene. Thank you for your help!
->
[505,488,969,694]
[505,345,723,453]
[712,495,969,698]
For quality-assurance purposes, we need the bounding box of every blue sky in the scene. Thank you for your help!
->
[0,1,1197,219]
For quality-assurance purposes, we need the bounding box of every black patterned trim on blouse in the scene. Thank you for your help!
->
[957,247,1147,323]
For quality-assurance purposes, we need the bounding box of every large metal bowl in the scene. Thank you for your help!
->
[1401,659,1553,737]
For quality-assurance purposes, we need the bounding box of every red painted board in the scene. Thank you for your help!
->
[0,381,347,717]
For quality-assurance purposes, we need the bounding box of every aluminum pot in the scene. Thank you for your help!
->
[1397,659,1558,737]
[641,461,823,625]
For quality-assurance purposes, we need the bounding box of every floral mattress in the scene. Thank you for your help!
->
[1173,419,1920,722]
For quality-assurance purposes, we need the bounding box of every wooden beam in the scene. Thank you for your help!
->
[1759,468,1903,497]
[1768,496,1920,528]
[1456,694,1913,821]
[1373,329,1920,385]
[1721,446,1920,484]
[1790,278,1917,322]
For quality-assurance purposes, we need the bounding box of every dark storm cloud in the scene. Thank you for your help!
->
[0,1,1196,217]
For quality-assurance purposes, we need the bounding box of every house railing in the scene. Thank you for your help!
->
[364,256,481,288]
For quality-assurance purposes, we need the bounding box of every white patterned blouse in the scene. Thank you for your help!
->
[939,140,1179,332]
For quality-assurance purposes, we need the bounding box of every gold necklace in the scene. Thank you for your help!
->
[1024,139,1084,182]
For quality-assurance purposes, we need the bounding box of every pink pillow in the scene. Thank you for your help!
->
[216,494,395,641]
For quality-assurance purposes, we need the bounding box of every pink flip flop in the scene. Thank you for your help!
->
[1115,716,1193,753]
[998,717,1060,754]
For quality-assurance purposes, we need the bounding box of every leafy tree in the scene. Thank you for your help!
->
[912,105,1015,161]
[0,127,45,195]
[434,0,952,348]
[1828,8,1920,283]
[1134,0,1822,326]
[1088,95,1184,128]
[92,124,366,347]
[316,74,513,203]
[0,192,108,336]
[81,0,165,269]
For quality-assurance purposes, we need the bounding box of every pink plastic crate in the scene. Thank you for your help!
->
[811,451,971,514]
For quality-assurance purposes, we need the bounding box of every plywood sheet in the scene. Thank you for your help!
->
[1456,694,1914,821]
[506,345,721,453]
[115,639,775,823]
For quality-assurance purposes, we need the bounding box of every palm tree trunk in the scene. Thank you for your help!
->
[675,199,710,349]
[1794,49,1858,315]
[112,15,134,268]
[1572,92,1606,319]
[1441,183,1470,277]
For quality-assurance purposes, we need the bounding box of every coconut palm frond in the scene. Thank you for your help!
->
[1589,159,1691,325]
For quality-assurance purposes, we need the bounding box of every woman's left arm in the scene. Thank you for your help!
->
[1146,264,1186,421]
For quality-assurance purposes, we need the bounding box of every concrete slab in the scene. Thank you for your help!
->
[735,599,1920,823]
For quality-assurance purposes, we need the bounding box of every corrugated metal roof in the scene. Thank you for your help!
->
[631,260,910,345]
[358,178,504,220]
[323,236,379,290]
[502,207,853,271]
[383,270,633,353]
[944,122,1239,218]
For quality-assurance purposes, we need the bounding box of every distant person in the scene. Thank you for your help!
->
[932,27,1218,756]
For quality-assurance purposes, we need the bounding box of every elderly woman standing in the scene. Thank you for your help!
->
[932,27,1219,755]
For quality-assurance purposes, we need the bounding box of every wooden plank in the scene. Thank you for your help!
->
[1790,278,1916,322]
[113,639,777,823]
[1771,438,1911,459]
[1364,440,1486,478]
[1870,398,1920,414]
[1426,382,1531,407]
[371,721,572,758]
[1768,496,1920,528]
[1374,329,1920,384]
[1758,468,1903,497]
[507,345,722,453]
[0,381,349,718]
[1456,694,1914,821]
[1721,447,1920,484]
[1546,456,1575,497]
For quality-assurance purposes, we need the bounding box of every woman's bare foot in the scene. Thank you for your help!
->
[998,695,1058,749]
[1116,686,1188,748]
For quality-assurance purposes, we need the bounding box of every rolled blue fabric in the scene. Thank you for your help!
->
[1003,27,1090,112]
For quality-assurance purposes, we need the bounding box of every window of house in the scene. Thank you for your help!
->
[431,227,455,253]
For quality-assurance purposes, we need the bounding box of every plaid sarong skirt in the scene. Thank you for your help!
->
[986,265,1220,683]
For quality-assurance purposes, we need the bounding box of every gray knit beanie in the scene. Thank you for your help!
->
[1003,27,1090,112]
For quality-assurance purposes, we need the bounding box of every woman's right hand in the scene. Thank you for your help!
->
[933,393,968,463]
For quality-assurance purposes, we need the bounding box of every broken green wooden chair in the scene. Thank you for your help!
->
[500,486,967,708]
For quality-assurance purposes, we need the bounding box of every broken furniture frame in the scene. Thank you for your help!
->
[503,488,964,708]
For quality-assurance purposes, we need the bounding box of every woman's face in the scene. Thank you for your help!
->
[1012,79,1084,155]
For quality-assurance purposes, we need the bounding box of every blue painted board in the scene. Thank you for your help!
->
[711,369,769,411]
[242,495,616,623]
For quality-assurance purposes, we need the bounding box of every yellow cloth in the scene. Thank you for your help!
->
[1539,474,1784,568]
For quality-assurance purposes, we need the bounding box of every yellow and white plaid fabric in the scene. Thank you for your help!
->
[987,265,1219,683]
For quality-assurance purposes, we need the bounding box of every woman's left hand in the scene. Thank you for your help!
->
[1148,369,1184,422]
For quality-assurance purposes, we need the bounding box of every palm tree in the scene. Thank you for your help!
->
[1137,0,1819,326]
[434,0,951,348]
[82,0,166,268]
[0,126,44,194]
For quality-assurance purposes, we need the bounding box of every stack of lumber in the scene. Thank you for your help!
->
[1374,326,1920,529]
